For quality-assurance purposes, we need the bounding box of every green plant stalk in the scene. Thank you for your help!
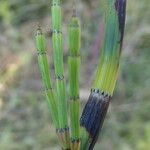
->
[93,4,120,95]
[51,0,70,149]
[80,0,126,149]
[68,15,81,150]
[35,28,59,128]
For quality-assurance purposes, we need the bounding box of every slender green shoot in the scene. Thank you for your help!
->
[35,27,59,128]
[51,0,70,149]
[68,13,81,150]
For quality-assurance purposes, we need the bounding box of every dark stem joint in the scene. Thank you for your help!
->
[36,32,42,36]
[44,87,53,91]
[37,51,46,55]
[71,138,80,143]
[56,75,64,80]
[52,2,60,6]
[91,88,111,99]
[52,29,62,34]
[56,127,69,133]
[70,96,80,101]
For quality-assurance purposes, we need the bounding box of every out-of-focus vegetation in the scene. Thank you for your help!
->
[0,0,149,149]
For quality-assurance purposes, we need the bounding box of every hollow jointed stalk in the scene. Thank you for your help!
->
[68,14,81,150]
[35,28,59,128]
[51,0,70,149]
[80,0,126,149]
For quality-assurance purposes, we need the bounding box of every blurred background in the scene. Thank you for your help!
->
[0,0,150,150]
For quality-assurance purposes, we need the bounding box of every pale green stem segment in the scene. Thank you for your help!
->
[68,16,81,150]
[35,28,59,128]
[92,0,121,96]
[51,0,70,149]
[51,0,68,129]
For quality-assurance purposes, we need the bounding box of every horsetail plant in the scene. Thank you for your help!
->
[80,0,126,149]
[35,0,126,149]
[35,27,59,128]
[68,12,81,150]
[51,0,70,149]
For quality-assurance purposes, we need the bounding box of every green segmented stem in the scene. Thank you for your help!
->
[35,28,59,128]
[52,0,67,129]
[51,0,70,149]
[80,1,126,149]
[68,15,81,149]
[93,0,121,96]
